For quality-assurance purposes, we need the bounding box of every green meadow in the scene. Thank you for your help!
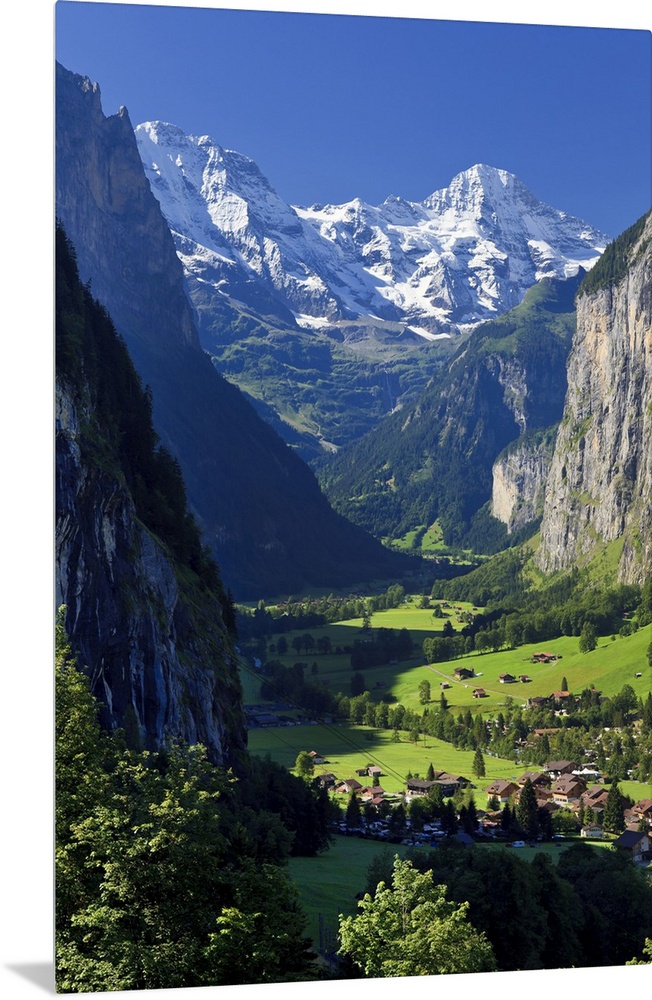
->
[246,597,652,719]
[248,723,536,793]
[243,595,652,801]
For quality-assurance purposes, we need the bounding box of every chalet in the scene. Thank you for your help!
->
[316,773,337,790]
[581,786,609,819]
[473,688,487,698]
[337,778,363,795]
[434,772,468,796]
[440,682,451,689]
[532,651,557,663]
[580,824,604,839]
[632,799,652,826]
[367,765,383,779]
[613,829,652,863]
[406,778,436,798]
[453,667,474,680]
[552,691,572,706]
[552,774,586,805]
[308,751,326,764]
[519,675,532,683]
[485,779,519,804]
[528,697,551,709]
[533,727,561,737]
[518,771,550,789]
[544,760,577,778]
[499,673,516,684]
[360,786,386,800]
[252,713,281,727]
[355,767,369,777]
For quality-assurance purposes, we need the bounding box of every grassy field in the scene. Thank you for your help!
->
[244,598,652,719]
[246,721,652,804]
[243,595,652,799]
[288,834,617,952]
[288,835,412,949]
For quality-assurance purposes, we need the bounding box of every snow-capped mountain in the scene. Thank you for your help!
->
[135,121,609,339]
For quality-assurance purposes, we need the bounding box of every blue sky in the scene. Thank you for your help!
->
[55,1,651,238]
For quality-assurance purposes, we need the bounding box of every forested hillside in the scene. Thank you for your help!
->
[319,274,581,551]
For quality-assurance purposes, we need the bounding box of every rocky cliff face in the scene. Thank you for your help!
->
[491,430,556,534]
[537,211,652,583]
[56,379,246,764]
[321,275,578,546]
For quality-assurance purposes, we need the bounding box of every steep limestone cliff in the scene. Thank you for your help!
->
[56,384,245,764]
[491,428,556,534]
[537,211,652,583]
[56,228,246,763]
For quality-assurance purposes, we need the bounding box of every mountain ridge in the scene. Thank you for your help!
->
[136,122,609,339]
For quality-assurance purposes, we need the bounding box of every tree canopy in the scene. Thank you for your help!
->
[338,856,496,977]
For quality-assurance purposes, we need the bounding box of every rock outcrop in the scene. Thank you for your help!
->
[491,429,556,534]
[537,211,652,583]
[56,364,246,765]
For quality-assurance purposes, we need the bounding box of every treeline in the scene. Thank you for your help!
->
[56,612,330,992]
[375,840,652,972]
[350,627,413,670]
[578,209,651,298]
[330,679,652,781]
[237,583,410,644]
[435,550,650,651]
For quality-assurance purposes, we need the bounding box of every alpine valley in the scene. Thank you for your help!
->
[54,60,652,993]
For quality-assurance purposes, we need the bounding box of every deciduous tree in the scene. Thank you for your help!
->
[338,857,495,977]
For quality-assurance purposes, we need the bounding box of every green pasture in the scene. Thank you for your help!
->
[248,608,652,719]
[620,779,652,802]
[288,835,413,949]
[247,721,652,805]
[247,722,532,794]
[390,624,652,716]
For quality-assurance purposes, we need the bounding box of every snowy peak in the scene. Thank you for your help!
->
[135,125,610,338]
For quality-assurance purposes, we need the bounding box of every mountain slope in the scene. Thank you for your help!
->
[133,123,607,460]
[319,274,582,550]
[55,62,415,599]
[56,223,246,763]
[537,209,652,584]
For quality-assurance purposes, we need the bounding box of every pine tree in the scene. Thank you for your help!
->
[472,747,486,778]
[346,791,362,829]
[603,782,626,833]
[516,778,539,840]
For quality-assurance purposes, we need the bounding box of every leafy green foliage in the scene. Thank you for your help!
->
[339,856,496,977]
[55,613,319,991]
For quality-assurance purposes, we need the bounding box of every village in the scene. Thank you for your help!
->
[303,749,652,863]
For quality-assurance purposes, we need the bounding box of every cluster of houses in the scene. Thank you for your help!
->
[307,752,470,807]
[305,749,652,862]
[484,759,652,862]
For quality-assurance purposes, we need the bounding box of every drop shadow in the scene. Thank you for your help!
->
[5,962,55,994]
